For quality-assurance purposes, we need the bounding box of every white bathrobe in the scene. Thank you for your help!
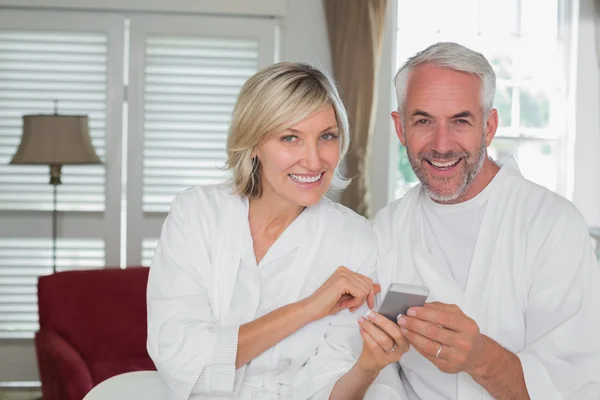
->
[374,158,600,399]
[147,183,406,400]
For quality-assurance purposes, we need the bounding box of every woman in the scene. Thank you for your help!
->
[147,62,408,399]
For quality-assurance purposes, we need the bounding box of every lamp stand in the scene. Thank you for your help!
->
[49,164,62,274]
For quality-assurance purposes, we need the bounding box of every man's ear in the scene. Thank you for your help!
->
[484,109,498,147]
[391,111,407,146]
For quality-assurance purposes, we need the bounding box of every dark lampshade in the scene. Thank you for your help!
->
[10,115,101,165]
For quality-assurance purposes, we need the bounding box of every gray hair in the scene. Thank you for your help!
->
[394,42,496,115]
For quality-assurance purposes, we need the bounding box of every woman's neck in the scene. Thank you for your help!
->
[248,194,305,235]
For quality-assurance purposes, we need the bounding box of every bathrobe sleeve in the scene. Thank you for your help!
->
[290,233,407,400]
[517,205,600,399]
[146,192,243,399]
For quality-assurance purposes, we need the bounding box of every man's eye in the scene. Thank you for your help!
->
[455,119,469,124]
[416,119,429,125]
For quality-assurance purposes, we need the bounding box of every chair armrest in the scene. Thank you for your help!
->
[35,329,94,400]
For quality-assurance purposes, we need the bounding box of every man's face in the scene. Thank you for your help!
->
[392,64,497,203]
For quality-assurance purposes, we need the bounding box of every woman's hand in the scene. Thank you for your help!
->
[304,266,381,321]
[356,310,409,377]
[329,311,409,399]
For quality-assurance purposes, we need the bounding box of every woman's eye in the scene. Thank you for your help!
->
[281,135,298,143]
[320,132,338,141]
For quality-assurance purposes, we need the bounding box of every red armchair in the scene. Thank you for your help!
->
[35,267,156,400]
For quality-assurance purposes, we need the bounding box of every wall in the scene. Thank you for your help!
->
[0,341,37,383]
[281,0,332,73]
[0,0,286,16]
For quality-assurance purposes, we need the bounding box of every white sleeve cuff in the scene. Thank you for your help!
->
[194,326,243,394]
[517,352,561,400]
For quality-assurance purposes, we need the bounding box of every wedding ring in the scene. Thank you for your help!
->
[385,343,397,353]
[435,344,443,359]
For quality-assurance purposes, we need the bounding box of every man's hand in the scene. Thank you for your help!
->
[398,301,530,400]
[397,302,486,375]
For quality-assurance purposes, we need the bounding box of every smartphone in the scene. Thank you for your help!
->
[377,283,429,322]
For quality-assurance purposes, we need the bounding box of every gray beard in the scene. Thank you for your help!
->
[410,136,487,203]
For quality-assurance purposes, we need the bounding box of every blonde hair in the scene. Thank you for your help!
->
[226,62,350,198]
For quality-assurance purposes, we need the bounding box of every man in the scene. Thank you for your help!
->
[372,42,600,399]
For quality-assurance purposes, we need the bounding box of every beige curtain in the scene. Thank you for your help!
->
[323,0,388,218]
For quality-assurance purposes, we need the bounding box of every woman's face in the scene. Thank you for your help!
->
[255,104,341,207]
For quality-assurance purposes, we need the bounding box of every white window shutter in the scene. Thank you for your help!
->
[141,239,158,267]
[0,30,107,211]
[0,10,125,338]
[142,36,259,212]
[126,14,276,266]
